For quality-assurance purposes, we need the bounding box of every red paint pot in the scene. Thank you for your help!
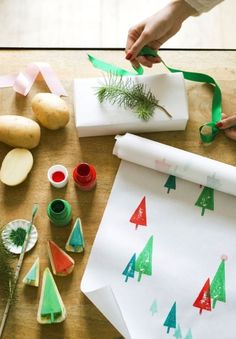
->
[48,164,68,188]
[73,163,96,191]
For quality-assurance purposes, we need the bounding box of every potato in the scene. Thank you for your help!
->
[0,115,41,149]
[32,93,70,130]
[0,148,33,186]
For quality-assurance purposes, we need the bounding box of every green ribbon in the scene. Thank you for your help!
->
[88,49,222,143]
[88,54,144,76]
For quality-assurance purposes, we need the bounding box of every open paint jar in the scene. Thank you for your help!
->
[47,164,68,188]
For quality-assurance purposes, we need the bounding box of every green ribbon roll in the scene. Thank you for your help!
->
[88,48,221,143]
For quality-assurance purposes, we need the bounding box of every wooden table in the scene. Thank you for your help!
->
[0,49,236,339]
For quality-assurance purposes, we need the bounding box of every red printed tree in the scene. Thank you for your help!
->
[193,278,212,314]
[129,196,147,230]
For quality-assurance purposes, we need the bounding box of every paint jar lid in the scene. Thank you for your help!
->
[47,164,68,188]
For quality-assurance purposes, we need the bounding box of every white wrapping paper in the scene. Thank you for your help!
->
[81,133,236,339]
[113,133,236,196]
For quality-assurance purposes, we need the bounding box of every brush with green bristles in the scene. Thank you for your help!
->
[0,203,39,338]
[95,74,172,121]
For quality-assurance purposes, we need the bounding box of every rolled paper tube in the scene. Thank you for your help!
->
[47,199,72,226]
[113,133,236,197]
[47,164,68,188]
[73,163,96,191]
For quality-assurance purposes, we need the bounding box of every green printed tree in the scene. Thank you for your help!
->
[149,299,157,316]
[122,253,136,283]
[193,278,212,314]
[210,258,226,308]
[135,235,153,282]
[195,186,214,216]
[174,324,182,338]
[164,175,176,193]
[184,329,192,339]
[163,301,176,334]
[129,196,147,230]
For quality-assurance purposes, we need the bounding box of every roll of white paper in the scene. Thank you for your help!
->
[113,133,236,196]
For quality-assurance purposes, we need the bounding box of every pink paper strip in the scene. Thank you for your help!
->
[0,74,17,88]
[0,62,67,96]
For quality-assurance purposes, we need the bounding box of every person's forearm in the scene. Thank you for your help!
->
[172,0,197,20]
[184,0,224,14]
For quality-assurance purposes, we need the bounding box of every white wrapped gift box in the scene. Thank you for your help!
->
[73,72,188,137]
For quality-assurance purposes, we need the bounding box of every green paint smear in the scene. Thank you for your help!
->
[10,227,26,247]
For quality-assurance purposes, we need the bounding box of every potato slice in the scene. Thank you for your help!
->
[0,148,33,186]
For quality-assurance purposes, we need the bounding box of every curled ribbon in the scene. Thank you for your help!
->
[0,62,67,97]
[88,48,221,143]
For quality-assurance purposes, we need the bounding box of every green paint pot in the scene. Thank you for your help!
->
[47,199,72,226]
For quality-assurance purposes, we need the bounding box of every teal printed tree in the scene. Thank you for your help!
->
[195,186,214,216]
[164,175,176,193]
[135,235,153,282]
[184,329,192,339]
[210,256,227,308]
[174,324,182,338]
[149,299,157,316]
[163,301,176,334]
[129,196,147,230]
[122,253,136,283]
[193,278,212,314]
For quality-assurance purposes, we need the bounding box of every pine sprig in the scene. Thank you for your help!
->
[95,75,172,121]
[0,234,16,303]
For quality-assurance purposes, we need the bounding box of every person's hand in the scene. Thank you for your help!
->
[216,113,236,141]
[125,1,196,69]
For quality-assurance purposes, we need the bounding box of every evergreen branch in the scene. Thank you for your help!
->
[95,74,172,121]
[0,233,16,303]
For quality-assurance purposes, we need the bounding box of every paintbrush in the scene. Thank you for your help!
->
[0,203,39,338]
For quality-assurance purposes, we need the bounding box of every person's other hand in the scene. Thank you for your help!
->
[125,1,196,69]
[216,113,236,141]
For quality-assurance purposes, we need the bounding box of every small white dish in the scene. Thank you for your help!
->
[1,219,38,254]
[47,164,68,188]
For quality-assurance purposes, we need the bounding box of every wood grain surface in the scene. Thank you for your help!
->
[0,49,236,339]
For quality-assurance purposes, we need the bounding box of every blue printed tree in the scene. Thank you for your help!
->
[184,329,192,339]
[210,257,226,308]
[174,324,182,338]
[163,301,176,333]
[129,196,147,230]
[135,235,153,282]
[195,186,214,216]
[149,299,157,316]
[164,175,176,193]
[122,253,136,282]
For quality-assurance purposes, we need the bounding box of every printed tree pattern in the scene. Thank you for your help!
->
[193,278,212,314]
[207,174,220,190]
[210,258,226,308]
[122,253,136,282]
[163,301,176,333]
[129,196,147,230]
[184,329,192,339]
[174,324,182,339]
[135,235,153,282]
[149,299,157,316]
[164,175,176,193]
[195,186,214,216]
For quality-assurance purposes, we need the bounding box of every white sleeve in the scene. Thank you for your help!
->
[184,0,224,13]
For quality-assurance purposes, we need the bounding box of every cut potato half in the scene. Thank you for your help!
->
[0,148,33,186]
